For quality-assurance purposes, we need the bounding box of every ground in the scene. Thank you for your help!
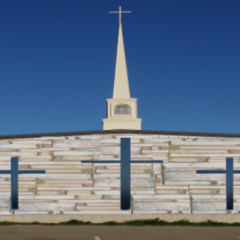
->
[1,226,240,240]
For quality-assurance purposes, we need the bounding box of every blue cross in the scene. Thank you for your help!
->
[0,157,45,210]
[196,158,240,210]
[82,138,163,210]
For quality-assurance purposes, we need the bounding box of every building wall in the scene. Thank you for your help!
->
[0,133,240,216]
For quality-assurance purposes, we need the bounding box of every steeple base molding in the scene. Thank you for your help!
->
[102,118,142,130]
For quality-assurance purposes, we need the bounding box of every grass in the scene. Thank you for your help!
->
[0,219,240,226]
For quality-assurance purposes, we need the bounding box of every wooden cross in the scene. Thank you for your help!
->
[197,158,240,210]
[82,138,163,210]
[109,6,131,23]
[0,157,45,210]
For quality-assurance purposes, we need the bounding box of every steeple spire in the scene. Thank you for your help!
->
[110,6,131,99]
[103,7,142,130]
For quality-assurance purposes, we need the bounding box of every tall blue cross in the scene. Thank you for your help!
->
[82,138,163,210]
[196,158,240,210]
[0,157,45,210]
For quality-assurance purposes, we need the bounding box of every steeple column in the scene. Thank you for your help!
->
[102,7,142,130]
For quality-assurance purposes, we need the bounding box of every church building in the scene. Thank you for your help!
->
[0,7,240,223]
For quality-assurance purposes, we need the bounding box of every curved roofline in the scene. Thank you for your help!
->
[0,129,240,139]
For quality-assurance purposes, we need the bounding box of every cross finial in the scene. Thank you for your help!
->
[109,6,131,24]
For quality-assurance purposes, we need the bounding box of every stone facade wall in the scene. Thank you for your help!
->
[0,133,240,215]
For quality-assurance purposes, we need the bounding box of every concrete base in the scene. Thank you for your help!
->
[1,214,240,223]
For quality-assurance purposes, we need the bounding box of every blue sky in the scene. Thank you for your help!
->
[0,0,240,135]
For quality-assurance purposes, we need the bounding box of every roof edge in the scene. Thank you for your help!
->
[1,129,240,139]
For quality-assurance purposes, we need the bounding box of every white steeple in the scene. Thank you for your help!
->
[102,7,142,130]
[112,7,130,99]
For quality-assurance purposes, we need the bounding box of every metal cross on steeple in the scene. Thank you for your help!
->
[109,6,131,24]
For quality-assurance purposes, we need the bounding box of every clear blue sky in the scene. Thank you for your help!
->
[0,0,240,135]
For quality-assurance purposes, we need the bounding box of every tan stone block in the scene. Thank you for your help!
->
[33,195,75,200]
[98,134,115,139]
[61,156,93,160]
[36,191,64,195]
[93,191,120,195]
[63,210,130,214]
[67,192,92,196]
[171,150,229,154]
[14,211,50,214]
[100,146,141,155]
[45,170,83,173]
[19,203,75,211]
[192,211,235,214]
[79,135,100,140]
[37,137,66,140]
[190,195,240,199]
[207,159,240,163]
[155,189,187,194]
[9,174,92,180]
[163,162,234,169]
[93,179,154,188]
[229,150,240,154]
[86,202,120,206]
[164,170,223,181]
[0,211,12,215]
[192,200,240,211]
[0,148,23,152]
[0,187,31,192]
[153,163,161,174]
[37,184,84,188]
[76,195,102,199]
[132,194,190,200]
[0,165,10,170]
[93,174,152,179]
[164,169,240,182]
[105,165,152,170]
[0,141,11,145]
[43,180,93,184]
[38,187,93,191]
[0,152,38,156]
[179,146,240,150]
[20,156,52,160]
[0,200,10,209]
[0,156,11,160]
[131,190,154,194]
[113,135,152,139]
[108,195,120,199]
[0,144,38,149]
[133,210,169,214]
[41,148,70,151]
[188,185,225,189]
[53,151,98,156]
[19,165,31,170]
[133,201,190,211]
[189,189,218,194]
[171,141,240,145]
[53,140,99,148]
[58,200,120,203]
[169,158,203,162]
[11,140,52,145]
[76,206,120,210]
[170,153,240,157]
[100,139,140,144]
[95,169,145,174]
[30,164,83,169]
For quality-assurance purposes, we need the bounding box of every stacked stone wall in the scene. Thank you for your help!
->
[0,133,240,215]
